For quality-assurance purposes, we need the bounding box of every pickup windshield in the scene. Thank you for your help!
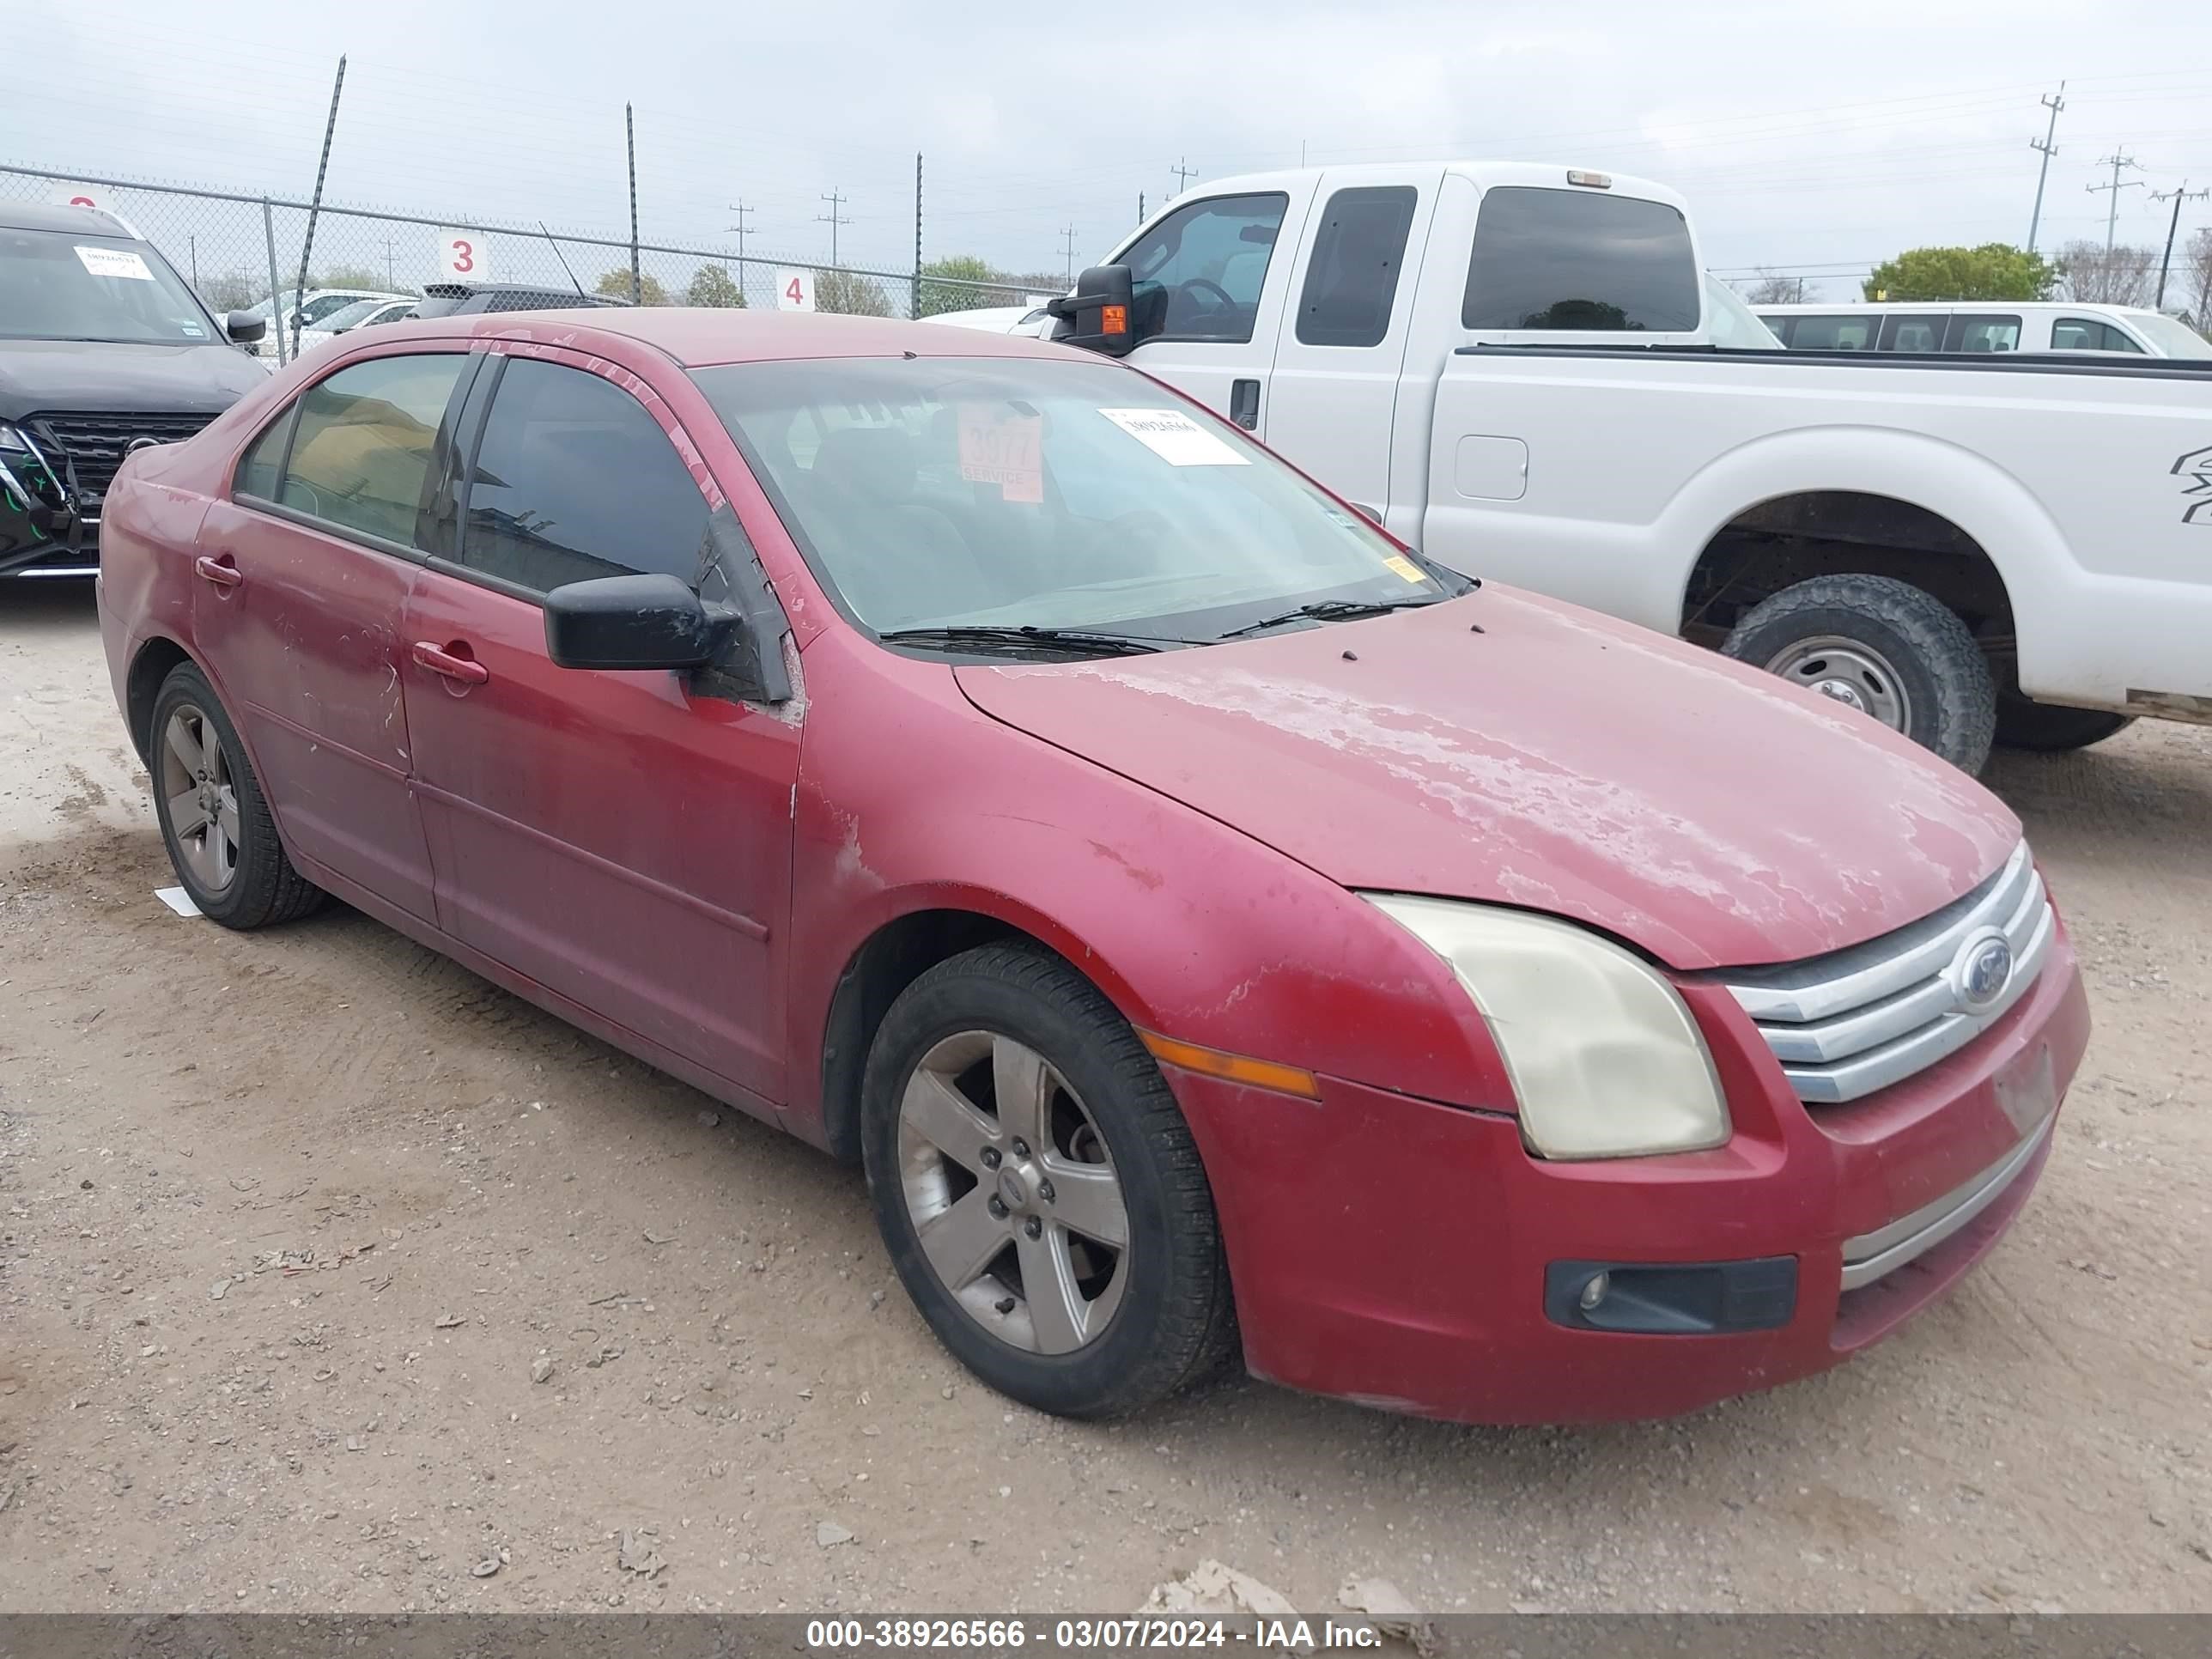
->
[0,228,218,345]
[2127,313,2212,359]
[692,356,1466,647]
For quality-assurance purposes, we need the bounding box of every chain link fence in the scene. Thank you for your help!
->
[3,162,1057,362]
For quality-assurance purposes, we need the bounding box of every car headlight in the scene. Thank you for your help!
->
[1363,895,1729,1159]
[0,423,26,453]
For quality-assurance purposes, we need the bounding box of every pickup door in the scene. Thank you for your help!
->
[1259,169,1442,526]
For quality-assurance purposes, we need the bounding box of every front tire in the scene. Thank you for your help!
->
[860,944,1236,1419]
[1720,573,1996,774]
[149,663,325,929]
[1994,695,2136,753]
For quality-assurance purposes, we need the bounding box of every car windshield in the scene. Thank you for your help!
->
[2125,313,2212,359]
[1703,276,1784,349]
[691,355,1468,646]
[317,298,392,331]
[0,228,218,345]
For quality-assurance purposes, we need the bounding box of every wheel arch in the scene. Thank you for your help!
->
[1656,427,2077,690]
[125,633,201,765]
[811,892,1159,1164]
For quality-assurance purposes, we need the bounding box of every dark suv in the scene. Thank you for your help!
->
[2,203,270,578]
[413,283,631,318]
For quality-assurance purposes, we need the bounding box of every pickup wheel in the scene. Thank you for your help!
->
[860,944,1237,1419]
[1721,574,1996,774]
[1994,696,2136,753]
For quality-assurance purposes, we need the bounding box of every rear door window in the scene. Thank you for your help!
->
[1878,314,1948,352]
[1786,314,1880,350]
[456,356,710,596]
[1121,193,1288,345]
[1295,186,1418,347]
[1462,187,1698,331]
[1947,314,2021,352]
[273,353,468,546]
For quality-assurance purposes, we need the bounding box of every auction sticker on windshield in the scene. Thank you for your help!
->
[76,246,156,282]
[957,404,1044,502]
[1097,408,1249,467]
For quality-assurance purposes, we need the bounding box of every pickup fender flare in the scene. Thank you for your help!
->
[1653,424,2079,689]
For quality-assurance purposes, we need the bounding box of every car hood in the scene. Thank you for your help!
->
[954,586,2019,971]
[0,337,268,419]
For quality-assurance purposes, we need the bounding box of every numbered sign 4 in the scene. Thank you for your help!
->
[775,268,816,313]
[434,228,489,285]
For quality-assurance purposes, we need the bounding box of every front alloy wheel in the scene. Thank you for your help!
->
[158,702,241,894]
[897,1030,1129,1354]
[861,945,1237,1418]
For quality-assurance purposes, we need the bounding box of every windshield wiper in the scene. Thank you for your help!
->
[1216,595,1444,641]
[878,625,1175,657]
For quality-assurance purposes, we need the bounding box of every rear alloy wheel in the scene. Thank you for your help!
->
[1721,573,1996,773]
[149,663,325,929]
[861,945,1236,1418]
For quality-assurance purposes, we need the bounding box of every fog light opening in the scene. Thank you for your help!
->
[1578,1271,1610,1312]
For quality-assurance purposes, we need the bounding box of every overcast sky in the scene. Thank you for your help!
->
[15,2,2212,299]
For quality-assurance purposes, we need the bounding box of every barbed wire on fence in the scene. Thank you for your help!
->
[2,161,1061,337]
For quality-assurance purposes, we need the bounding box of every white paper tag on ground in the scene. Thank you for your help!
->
[77,246,155,282]
[155,886,201,917]
[1097,407,1249,467]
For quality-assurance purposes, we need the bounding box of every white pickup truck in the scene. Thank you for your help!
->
[1042,161,2212,772]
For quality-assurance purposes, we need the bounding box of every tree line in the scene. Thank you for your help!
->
[1738,232,2212,325]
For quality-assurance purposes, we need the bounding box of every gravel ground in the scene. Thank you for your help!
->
[2,581,2207,1614]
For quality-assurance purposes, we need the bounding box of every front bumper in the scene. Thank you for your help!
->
[1164,927,2090,1424]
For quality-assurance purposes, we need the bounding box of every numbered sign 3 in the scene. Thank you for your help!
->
[775,268,816,313]
[434,228,489,285]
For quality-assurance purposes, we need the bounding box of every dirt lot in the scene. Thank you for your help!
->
[1,581,2207,1615]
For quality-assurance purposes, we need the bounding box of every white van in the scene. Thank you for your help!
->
[1756,300,2210,358]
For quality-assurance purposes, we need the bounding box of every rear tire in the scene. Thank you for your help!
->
[1721,573,1996,774]
[1994,695,2136,753]
[149,663,325,930]
[860,944,1237,1419]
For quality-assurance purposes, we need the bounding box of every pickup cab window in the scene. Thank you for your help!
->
[1879,314,1947,352]
[1786,314,1879,350]
[2052,317,2146,353]
[1948,314,2020,352]
[1462,187,1698,331]
[1122,193,1287,346]
[1296,186,1417,348]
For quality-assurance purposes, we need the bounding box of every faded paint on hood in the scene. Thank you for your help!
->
[954,586,2018,970]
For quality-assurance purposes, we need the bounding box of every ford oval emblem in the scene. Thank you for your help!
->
[1954,929,2014,1012]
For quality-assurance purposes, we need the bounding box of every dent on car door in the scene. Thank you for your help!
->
[191,349,473,920]
[401,349,800,1108]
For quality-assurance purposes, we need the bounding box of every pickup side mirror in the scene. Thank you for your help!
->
[225,310,268,344]
[1048,264,1136,357]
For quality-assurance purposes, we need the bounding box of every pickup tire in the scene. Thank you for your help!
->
[1994,696,2136,753]
[1721,574,1996,774]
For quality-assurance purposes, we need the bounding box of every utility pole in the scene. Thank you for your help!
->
[817,188,850,267]
[378,235,397,289]
[2151,183,2210,308]
[2027,82,2064,253]
[1137,191,1146,226]
[726,202,753,267]
[2088,151,2143,263]
[1060,225,1079,283]
[1170,157,1196,195]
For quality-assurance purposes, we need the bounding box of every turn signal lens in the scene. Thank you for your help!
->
[1139,1031,1321,1100]
[1101,304,1128,335]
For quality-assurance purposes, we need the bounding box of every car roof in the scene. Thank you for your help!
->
[0,201,137,236]
[400,307,1072,368]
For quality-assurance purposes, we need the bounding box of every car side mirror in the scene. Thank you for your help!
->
[226,310,267,344]
[544,572,781,704]
[1048,264,1136,357]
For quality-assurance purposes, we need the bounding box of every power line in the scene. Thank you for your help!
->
[1060,224,1079,283]
[2087,150,2144,259]
[726,201,754,265]
[2027,82,2065,253]
[817,187,850,266]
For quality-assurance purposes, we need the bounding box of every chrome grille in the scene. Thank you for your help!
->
[1721,842,2053,1104]
[24,410,216,506]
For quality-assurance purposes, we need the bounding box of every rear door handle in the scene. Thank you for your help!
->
[1229,379,1261,431]
[411,641,490,686]
[193,554,243,588]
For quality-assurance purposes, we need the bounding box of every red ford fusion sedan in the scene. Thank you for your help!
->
[95,308,2088,1423]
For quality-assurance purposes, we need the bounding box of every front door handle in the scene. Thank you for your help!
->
[193,554,243,588]
[1229,379,1261,431]
[411,641,489,686]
